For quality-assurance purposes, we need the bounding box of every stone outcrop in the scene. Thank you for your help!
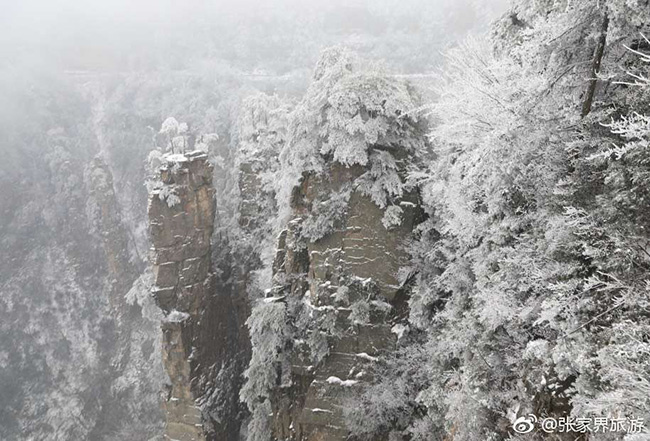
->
[146,57,426,441]
[148,151,221,441]
[269,162,422,441]
[238,50,428,440]
[297,163,419,302]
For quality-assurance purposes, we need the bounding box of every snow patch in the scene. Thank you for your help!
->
[326,376,359,387]
[355,352,378,362]
[391,323,409,340]
[165,310,190,323]
[164,153,188,163]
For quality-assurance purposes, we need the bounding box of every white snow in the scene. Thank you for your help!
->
[164,153,188,162]
[326,376,359,387]
[355,352,378,362]
[166,310,190,322]
[391,323,409,340]
[160,116,179,134]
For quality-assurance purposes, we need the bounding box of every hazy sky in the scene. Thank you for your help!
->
[1,0,510,73]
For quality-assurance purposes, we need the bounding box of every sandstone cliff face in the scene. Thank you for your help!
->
[239,49,428,441]
[148,151,239,441]
[145,53,427,441]
[267,162,422,441]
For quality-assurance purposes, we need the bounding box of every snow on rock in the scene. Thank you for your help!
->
[164,153,188,163]
[355,352,378,362]
[311,408,333,413]
[165,310,190,323]
[391,323,409,340]
[326,376,359,387]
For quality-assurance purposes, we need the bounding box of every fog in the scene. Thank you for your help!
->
[0,1,511,440]
[3,0,508,73]
[3,1,650,441]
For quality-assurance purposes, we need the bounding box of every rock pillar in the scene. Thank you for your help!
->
[148,151,218,441]
[270,163,422,441]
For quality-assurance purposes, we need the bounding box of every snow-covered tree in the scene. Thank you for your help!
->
[365,3,650,440]
[277,46,428,225]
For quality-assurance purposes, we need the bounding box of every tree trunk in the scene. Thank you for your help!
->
[581,13,609,117]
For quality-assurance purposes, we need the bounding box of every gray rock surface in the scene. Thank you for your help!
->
[148,152,217,441]
[269,162,422,441]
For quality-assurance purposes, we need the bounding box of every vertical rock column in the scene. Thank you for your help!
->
[243,48,428,441]
[271,164,422,441]
[148,151,217,441]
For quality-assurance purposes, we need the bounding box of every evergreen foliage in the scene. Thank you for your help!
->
[343,2,650,440]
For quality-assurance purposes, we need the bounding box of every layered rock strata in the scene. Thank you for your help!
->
[270,163,422,441]
[148,151,220,441]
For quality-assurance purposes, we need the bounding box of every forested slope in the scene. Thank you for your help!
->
[238,1,650,440]
[3,0,650,440]
[343,2,650,440]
